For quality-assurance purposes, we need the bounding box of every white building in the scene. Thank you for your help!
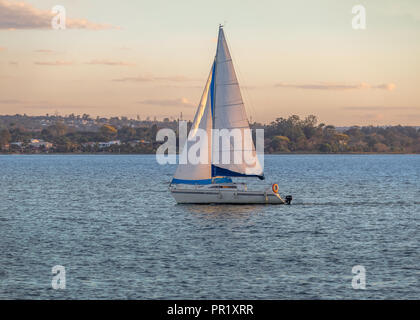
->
[98,140,121,148]
[30,139,53,149]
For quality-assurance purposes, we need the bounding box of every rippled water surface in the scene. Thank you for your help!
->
[0,154,419,299]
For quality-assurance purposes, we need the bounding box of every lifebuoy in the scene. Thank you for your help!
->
[272,183,279,193]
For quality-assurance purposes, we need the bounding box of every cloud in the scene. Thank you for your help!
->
[154,76,196,82]
[0,0,118,30]
[343,106,419,111]
[0,99,23,104]
[374,83,396,91]
[34,60,73,66]
[113,75,197,82]
[21,104,96,111]
[275,82,396,91]
[34,49,58,54]
[397,114,420,120]
[364,113,385,121]
[86,59,135,66]
[0,99,49,104]
[66,19,118,31]
[113,75,155,82]
[137,97,195,108]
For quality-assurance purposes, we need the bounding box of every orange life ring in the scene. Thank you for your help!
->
[272,183,279,193]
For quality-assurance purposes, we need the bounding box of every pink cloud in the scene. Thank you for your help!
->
[0,0,118,30]
[87,60,135,66]
[34,60,74,66]
[275,82,396,91]
[34,49,58,54]
[113,75,197,82]
[137,97,195,108]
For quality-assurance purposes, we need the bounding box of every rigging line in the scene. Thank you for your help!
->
[222,28,257,127]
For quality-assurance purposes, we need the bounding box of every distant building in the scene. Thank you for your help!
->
[10,142,23,147]
[81,142,97,148]
[127,140,140,147]
[98,140,121,148]
[30,139,53,149]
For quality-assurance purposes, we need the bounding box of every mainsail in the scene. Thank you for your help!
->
[172,26,264,185]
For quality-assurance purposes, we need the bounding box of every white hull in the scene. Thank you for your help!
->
[170,185,287,204]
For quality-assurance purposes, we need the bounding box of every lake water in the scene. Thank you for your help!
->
[0,154,419,299]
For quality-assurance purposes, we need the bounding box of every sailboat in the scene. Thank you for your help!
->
[170,25,292,205]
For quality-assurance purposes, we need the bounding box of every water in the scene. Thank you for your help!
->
[0,154,419,299]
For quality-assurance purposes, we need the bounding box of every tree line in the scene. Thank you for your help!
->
[0,115,419,153]
[262,115,420,153]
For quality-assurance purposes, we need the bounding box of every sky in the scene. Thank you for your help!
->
[0,0,419,125]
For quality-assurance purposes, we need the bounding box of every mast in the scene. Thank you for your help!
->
[211,25,223,180]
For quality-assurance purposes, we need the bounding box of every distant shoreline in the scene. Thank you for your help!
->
[1,152,419,155]
[2,114,419,154]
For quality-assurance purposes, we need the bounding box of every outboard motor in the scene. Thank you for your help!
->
[285,195,293,205]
